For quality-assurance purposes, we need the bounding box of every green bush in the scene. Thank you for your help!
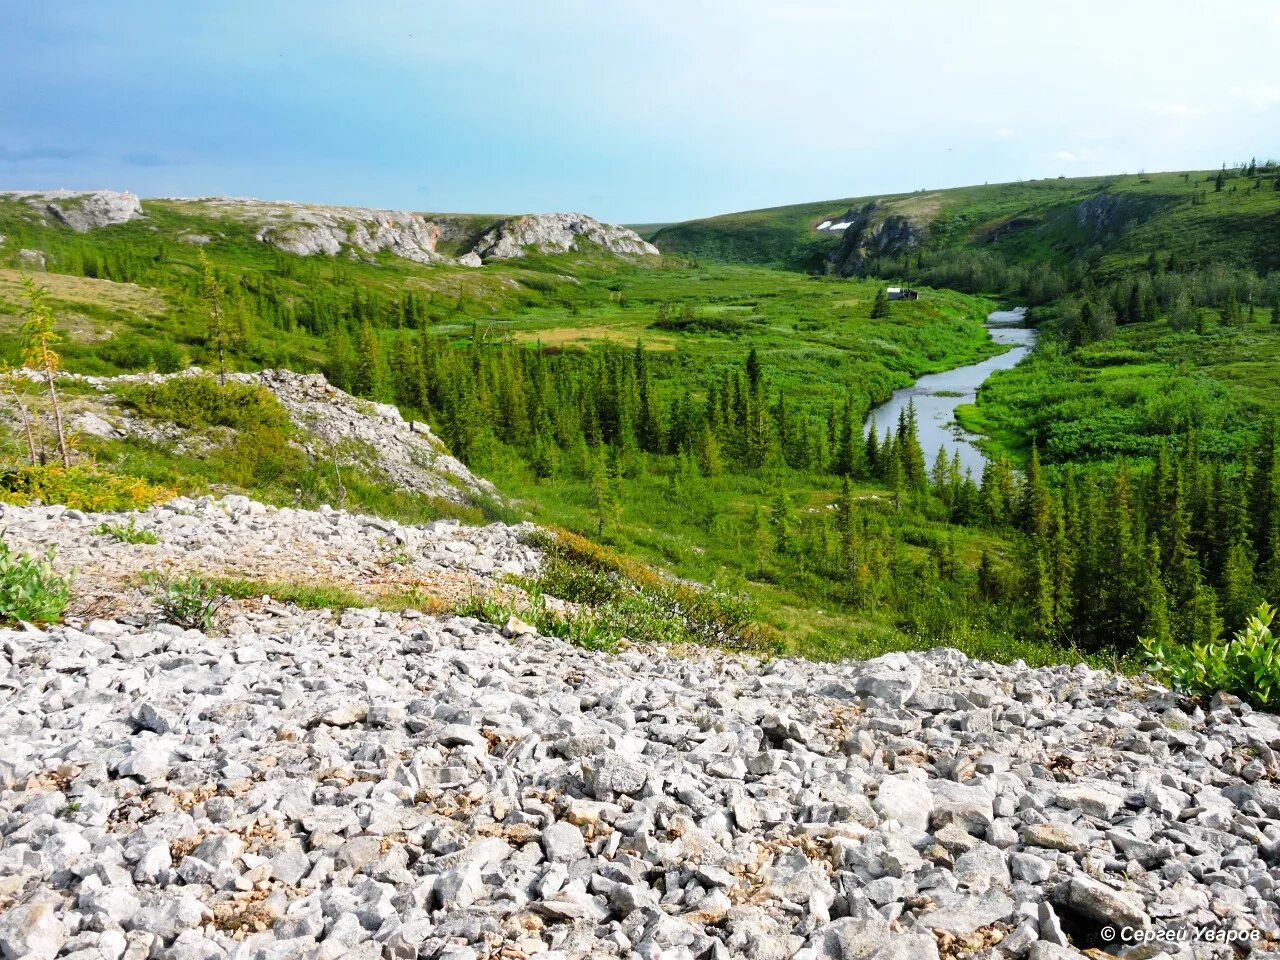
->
[1141,603,1280,707]
[95,516,159,544]
[0,464,175,511]
[119,376,290,432]
[221,425,306,486]
[461,529,776,654]
[154,575,228,632]
[0,543,71,624]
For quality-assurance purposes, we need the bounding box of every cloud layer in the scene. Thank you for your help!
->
[2,0,1277,221]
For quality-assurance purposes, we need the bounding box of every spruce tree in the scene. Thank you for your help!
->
[1028,548,1057,640]
[1220,537,1261,634]
[351,321,385,398]
[1017,443,1052,540]
[897,402,927,490]
[870,287,891,319]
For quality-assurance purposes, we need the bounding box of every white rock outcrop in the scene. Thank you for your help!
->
[2,189,145,232]
[471,212,660,260]
[180,197,449,265]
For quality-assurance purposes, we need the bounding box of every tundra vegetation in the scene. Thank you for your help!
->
[3,163,1280,701]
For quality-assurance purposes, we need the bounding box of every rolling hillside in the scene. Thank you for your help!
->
[648,166,1280,275]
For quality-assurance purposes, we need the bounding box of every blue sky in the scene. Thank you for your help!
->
[4,1,1278,223]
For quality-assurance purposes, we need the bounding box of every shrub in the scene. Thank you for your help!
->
[221,425,305,486]
[0,464,175,511]
[0,542,71,624]
[99,333,188,373]
[119,376,290,432]
[155,575,229,632]
[474,528,777,654]
[1141,603,1280,708]
[95,516,159,544]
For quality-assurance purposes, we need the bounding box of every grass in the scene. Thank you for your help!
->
[210,576,450,613]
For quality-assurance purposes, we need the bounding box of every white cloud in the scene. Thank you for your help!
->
[1229,84,1280,111]
[1031,146,1108,165]
[993,127,1017,141]
[1144,102,1205,117]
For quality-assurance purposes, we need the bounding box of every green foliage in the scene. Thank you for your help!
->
[456,528,778,654]
[153,575,229,631]
[118,376,290,432]
[870,287,891,319]
[0,464,175,511]
[0,542,71,625]
[1142,603,1280,707]
[95,516,159,544]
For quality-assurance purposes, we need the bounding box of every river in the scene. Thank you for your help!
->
[864,307,1036,477]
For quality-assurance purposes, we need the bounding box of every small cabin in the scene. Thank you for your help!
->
[887,287,919,301]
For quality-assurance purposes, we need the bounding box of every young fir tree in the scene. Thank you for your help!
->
[695,423,723,478]
[1139,535,1172,646]
[198,250,234,386]
[1220,537,1261,634]
[870,287,891,319]
[20,277,70,468]
[836,475,855,567]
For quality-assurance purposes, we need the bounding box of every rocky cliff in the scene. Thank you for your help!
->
[826,202,926,277]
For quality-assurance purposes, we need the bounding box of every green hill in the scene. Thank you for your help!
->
[650,167,1280,275]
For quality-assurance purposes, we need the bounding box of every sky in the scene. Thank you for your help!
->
[3,1,1279,223]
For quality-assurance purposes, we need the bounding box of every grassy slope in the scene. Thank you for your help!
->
[649,169,1280,275]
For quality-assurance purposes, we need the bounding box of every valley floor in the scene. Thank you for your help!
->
[1,496,1278,959]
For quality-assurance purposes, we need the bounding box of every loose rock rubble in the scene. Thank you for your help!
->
[4,553,1280,958]
[0,495,538,613]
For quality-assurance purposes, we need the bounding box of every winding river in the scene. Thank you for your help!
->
[865,307,1036,477]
